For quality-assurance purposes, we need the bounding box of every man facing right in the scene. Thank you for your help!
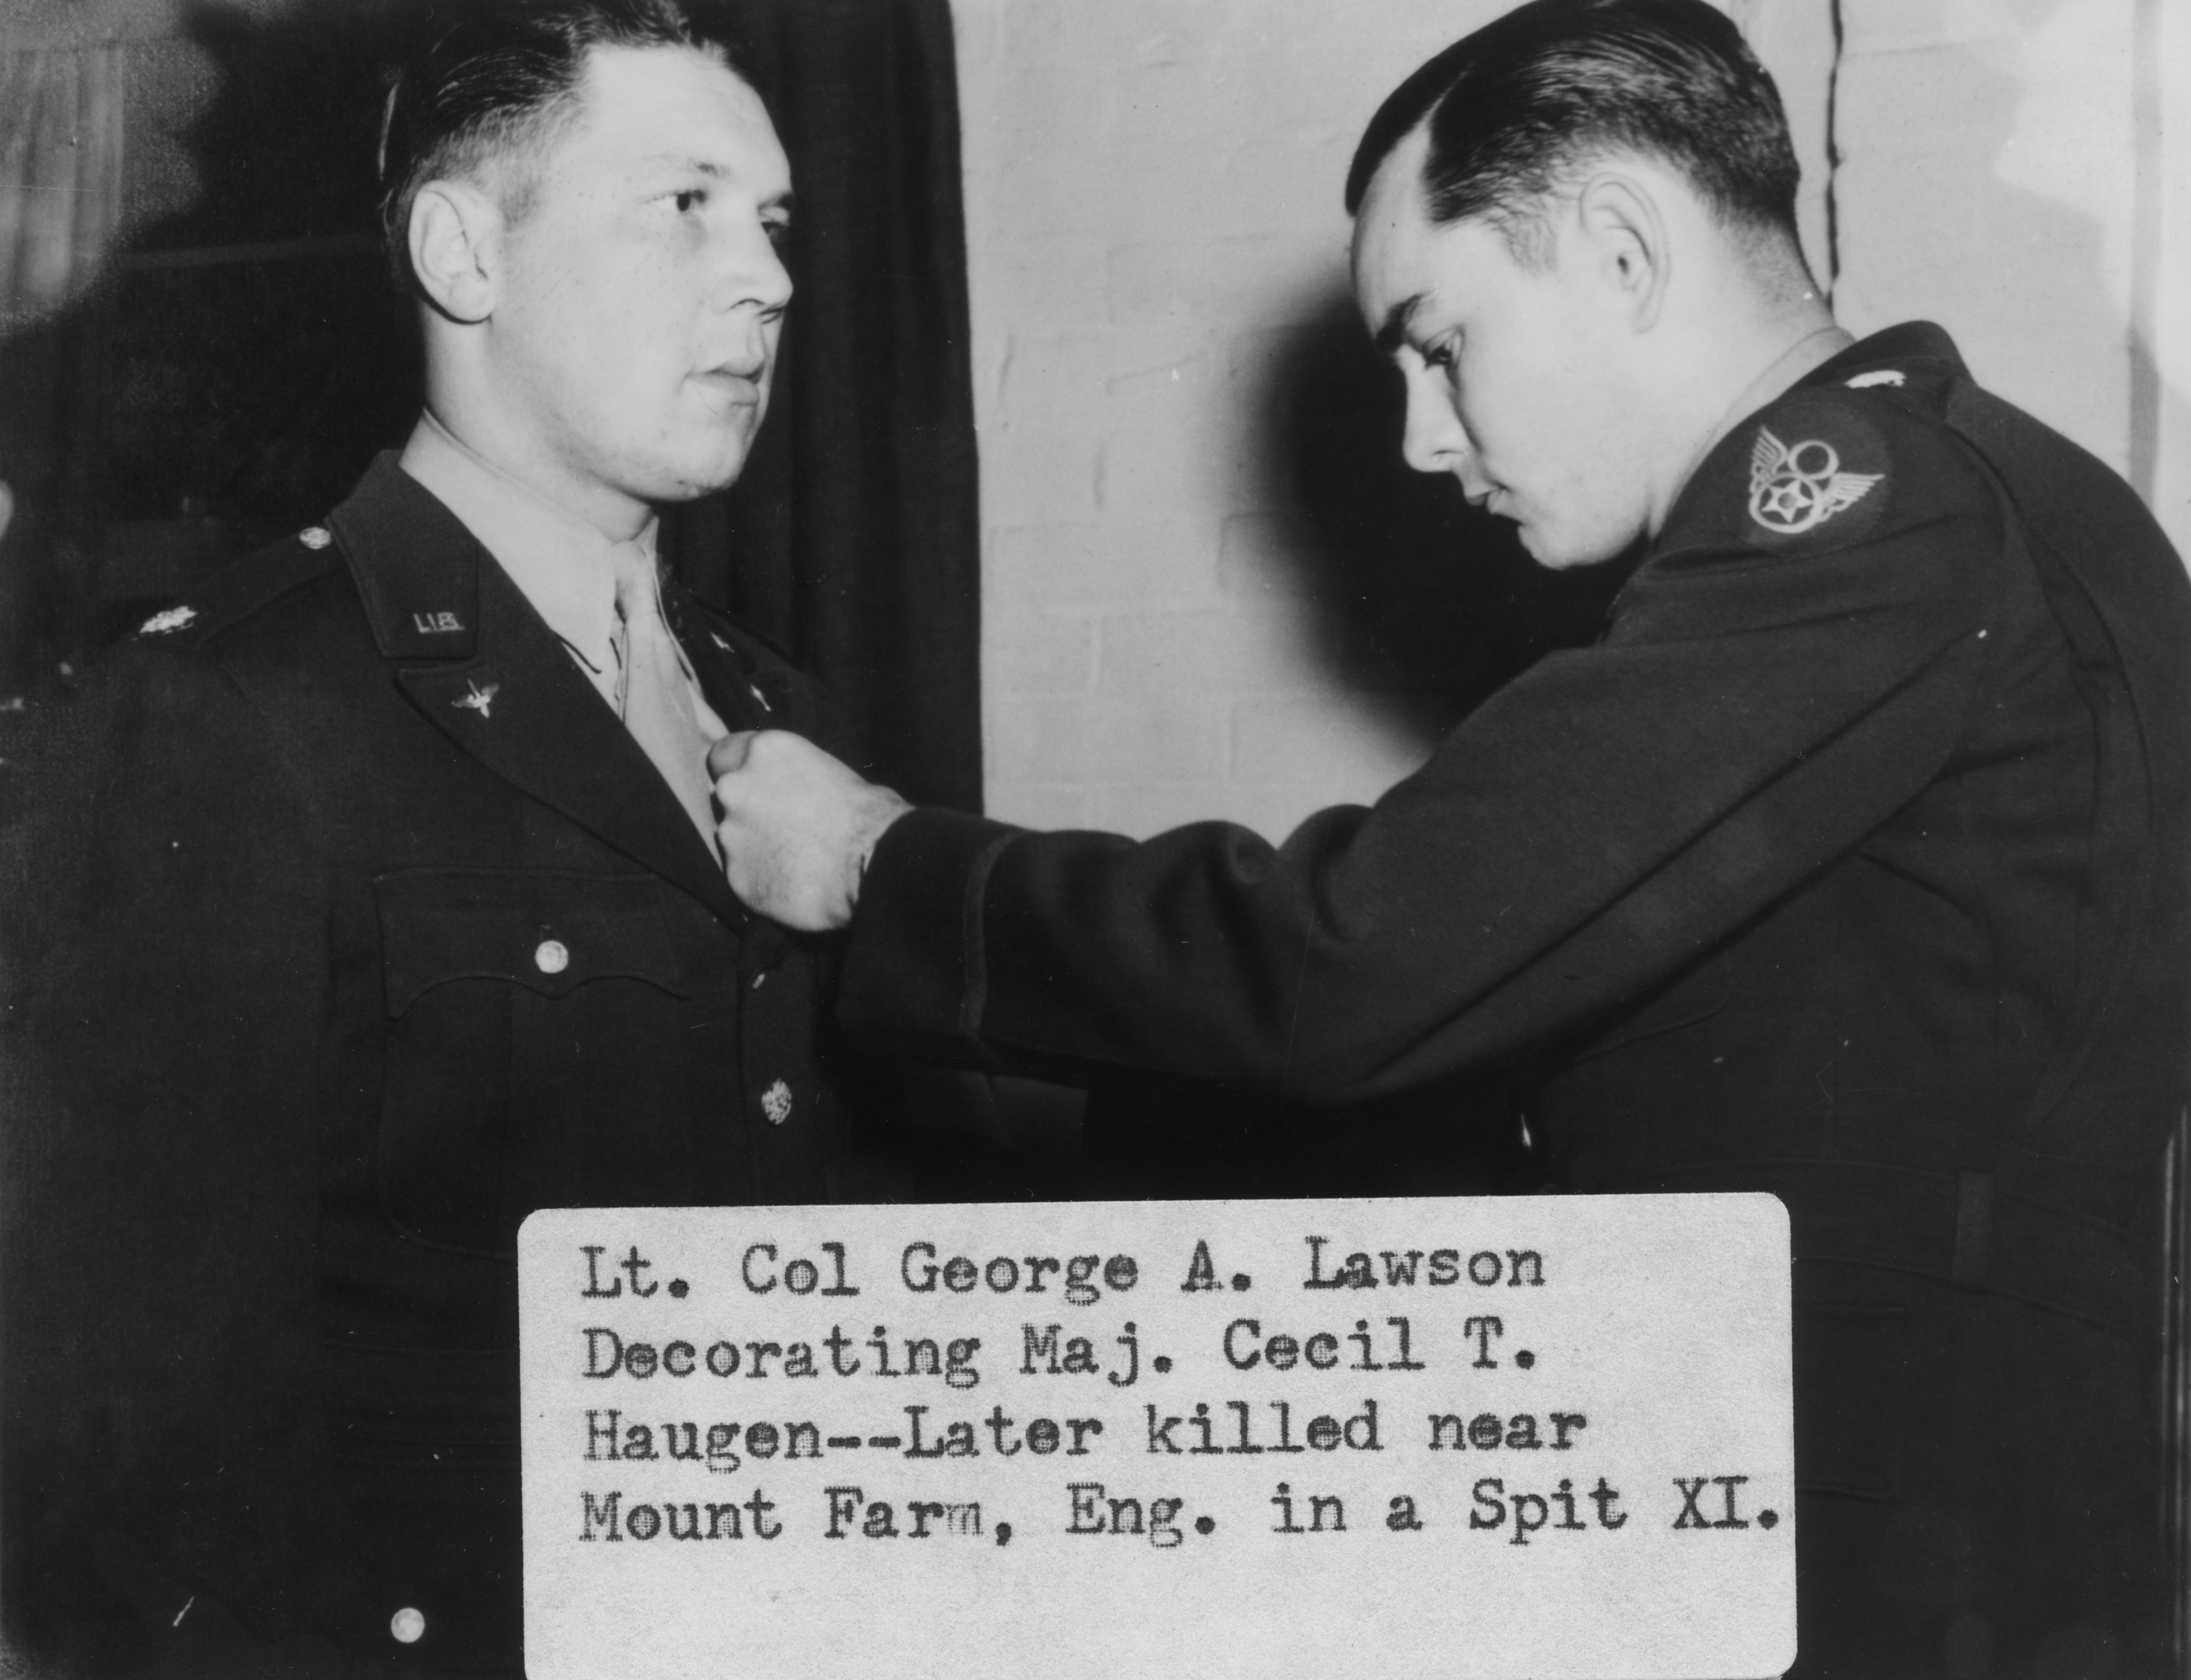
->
[713,1,2191,1673]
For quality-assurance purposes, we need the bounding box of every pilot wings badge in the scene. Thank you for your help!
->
[1748,426,1884,536]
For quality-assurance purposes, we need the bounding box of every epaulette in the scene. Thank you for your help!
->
[128,523,347,650]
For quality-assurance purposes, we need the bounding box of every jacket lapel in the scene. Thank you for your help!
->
[331,456,746,926]
[661,582,797,969]
[666,584,777,734]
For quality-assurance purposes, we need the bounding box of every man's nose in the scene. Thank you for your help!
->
[1399,367,1476,486]
[716,218,794,317]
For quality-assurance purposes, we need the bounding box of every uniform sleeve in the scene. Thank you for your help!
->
[838,392,2002,1102]
[3,647,378,1666]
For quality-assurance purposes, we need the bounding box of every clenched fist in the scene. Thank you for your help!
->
[709,731,911,930]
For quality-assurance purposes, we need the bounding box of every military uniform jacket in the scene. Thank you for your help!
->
[835,325,2191,1669]
[6,455,856,1671]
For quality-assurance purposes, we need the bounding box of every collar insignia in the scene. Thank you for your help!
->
[1846,370,1906,389]
[299,526,333,550]
[1749,427,1884,536]
[139,605,197,636]
[452,679,500,720]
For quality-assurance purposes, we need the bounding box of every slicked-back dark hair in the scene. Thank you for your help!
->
[377,0,746,293]
[1344,0,1802,261]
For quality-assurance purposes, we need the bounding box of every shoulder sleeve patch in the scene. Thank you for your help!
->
[1655,380,2001,589]
[1657,386,1926,564]
[1729,389,1895,553]
[1748,423,1885,537]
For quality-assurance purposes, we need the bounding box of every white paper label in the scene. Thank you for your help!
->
[520,1194,1794,1679]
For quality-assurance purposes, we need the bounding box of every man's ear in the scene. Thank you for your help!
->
[408,180,504,324]
[1574,172,1669,333]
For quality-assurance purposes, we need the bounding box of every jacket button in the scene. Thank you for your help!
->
[534,939,570,975]
[761,1080,793,1124]
[390,1607,425,1643]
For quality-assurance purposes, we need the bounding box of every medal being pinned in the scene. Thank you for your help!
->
[1748,426,1883,536]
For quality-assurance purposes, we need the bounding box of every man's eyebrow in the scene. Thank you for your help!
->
[1373,292,1428,356]
[635,156,793,212]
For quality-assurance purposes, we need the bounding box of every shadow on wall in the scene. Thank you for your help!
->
[1070,282,1640,1204]
[1244,281,1632,755]
[1830,0,2184,531]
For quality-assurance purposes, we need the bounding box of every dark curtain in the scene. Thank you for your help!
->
[665,0,983,813]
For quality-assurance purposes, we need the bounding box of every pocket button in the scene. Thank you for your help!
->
[533,939,570,975]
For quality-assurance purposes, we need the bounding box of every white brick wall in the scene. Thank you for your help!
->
[952,0,1500,838]
[951,0,2184,837]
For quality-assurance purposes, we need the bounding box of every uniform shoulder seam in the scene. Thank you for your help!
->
[129,531,347,650]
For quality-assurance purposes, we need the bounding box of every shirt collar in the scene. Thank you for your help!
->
[397,412,657,681]
[1704,324,1855,457]
[1667,323,1857,516]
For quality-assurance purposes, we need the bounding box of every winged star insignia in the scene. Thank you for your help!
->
[452,680,499,719]
[1748,426,1884,536]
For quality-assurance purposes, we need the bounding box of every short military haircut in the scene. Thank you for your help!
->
[1344,0,1803,262]
[377,0,741,292]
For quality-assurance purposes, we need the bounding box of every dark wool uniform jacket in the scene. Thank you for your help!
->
[4,455,863,1674]
[835,325,2191,1675]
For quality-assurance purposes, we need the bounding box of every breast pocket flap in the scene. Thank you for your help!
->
[374,868,691,1015]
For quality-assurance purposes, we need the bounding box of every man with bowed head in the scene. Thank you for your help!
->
[6,2,890,1673]
[716,0,2191,1671]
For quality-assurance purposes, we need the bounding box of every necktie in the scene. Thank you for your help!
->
[612,542,725,857]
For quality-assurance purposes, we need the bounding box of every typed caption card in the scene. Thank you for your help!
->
[520,1194,1794,1679]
